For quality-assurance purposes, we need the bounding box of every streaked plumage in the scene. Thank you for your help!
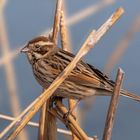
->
[21,36,140,102]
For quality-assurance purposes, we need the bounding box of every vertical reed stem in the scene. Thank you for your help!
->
[52,0,63,45]
[102,68,124,140]
[60,7,78,140]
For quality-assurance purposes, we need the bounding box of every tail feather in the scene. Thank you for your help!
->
[95,88,140,103]
[120,90,140,103]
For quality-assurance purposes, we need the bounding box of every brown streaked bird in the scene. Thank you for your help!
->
[21,35,140,102]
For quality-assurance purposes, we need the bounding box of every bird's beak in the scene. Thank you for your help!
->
[21,46,29,53]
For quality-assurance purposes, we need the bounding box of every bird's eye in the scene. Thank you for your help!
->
[35,44,40,48]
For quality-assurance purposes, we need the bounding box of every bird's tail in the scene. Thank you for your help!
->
[95,88,140,103]
[120,90,140,103]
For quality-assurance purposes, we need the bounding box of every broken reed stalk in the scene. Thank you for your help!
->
[38,0,63,139]
[52,0,63,44]
[60,10,71,52]
[2,7,124,140]
[102,68,124,140]
[60,8,78,140]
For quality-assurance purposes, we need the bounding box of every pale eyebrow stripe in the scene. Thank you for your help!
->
[35,41,53,46]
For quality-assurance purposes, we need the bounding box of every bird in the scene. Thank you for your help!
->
[21,35,140,103]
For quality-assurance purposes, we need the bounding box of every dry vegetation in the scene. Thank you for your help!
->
[0,0,140,140]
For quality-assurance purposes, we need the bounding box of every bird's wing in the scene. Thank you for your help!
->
[57,49,114,91]
[67,61,114,92]
[87,63,115,86]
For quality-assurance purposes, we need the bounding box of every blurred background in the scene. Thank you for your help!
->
[0,0,140,139]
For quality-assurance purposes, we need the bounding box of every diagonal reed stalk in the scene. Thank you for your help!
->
[55,100,89,140]
[0,113,93,139]
[1,7,124,140]
[0,114,73,137]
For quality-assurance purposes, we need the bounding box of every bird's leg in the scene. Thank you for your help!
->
[63,99,80,120]
[51,96,63,108]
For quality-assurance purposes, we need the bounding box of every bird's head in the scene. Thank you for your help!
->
[21,36,54,64]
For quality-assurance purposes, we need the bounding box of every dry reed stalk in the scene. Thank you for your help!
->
[0,96,40,138]
[68,100,79,140]
[0,2,29,140]
[38,100,56,140]
[104,16,140,74]
[0,112,95,139]
[55,100,89,140]
[60,10,71,52]
[0,114,72,137]
[37,102,49,140]
[52,0,63,44]
[102,68,124,140]
[38,1,64,139]
[43,0,115,35]
[50,108,94,140]
[45,100,57,140]
[50,108,83,139]
[0,111,90,140]
[60,7,78,140]
[64,0,114,128]
[2,7,123,140]
[37,1,63,139]
[51,106,85,139]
